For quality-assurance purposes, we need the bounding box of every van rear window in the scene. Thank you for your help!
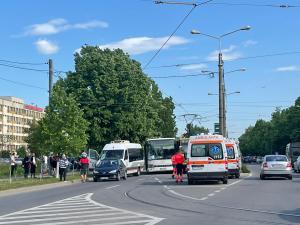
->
[191,144,223,160]
[226,147,235,159]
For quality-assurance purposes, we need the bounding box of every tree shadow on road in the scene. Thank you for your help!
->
[278,208,300,224]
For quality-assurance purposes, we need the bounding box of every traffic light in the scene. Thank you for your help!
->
[214,123,220,134]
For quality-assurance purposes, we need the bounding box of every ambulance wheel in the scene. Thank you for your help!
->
[235,173,240,179]
[222,177,228,184]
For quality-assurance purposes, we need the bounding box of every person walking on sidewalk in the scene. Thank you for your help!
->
[79,152,89,183]
[59,154,69,181]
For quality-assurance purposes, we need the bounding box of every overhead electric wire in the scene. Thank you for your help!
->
[206,2,300,8]
[142,2,199,70]
[151,72,210,78]
[0,63,48,73]
[0,59,47,66]
[146,50,300,69]
[0,75,47,90]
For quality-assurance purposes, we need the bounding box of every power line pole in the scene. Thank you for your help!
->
[218,53,225,137]
[48,59,53,104]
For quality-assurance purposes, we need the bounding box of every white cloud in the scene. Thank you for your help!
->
[24,18,108,36]
[180,63,207,72]
[243,40,257,47]
[276,66,300,72]
[207,45,242,61]
[97,36,190,55]
[35,39,59,54]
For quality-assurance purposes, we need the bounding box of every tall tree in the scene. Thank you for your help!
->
[58,46,177,149]
[26,85,89,156]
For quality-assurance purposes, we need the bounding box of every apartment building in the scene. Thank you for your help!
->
[0,96,44,152]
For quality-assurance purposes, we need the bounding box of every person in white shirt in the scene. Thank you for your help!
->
[30,153,37,178]
[10,152,16,177]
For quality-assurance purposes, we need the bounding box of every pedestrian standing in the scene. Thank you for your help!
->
[22,153,30,179]
[79,152,89,183]
[174,147,185,183]
[10,152,17,177]
[59,154,69,181]
[30,153,37,178]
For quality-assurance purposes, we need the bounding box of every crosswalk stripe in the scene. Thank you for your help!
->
[0,193,163,225]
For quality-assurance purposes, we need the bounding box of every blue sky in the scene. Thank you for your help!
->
[0,0,299,138]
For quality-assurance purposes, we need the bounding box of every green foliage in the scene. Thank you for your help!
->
[183,123,209,138]
[26,85,89,156]
[58,46,177,150]
[239,97,300,156]
[0,150,10,158]
[16,147,26,158]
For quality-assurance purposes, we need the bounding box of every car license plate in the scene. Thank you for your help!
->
[101,177,109,180]
[192,165,204,170]
[272,164,283,168]
[159,167,167,171]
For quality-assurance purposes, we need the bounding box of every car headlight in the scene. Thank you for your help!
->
[109,170,117,173]
[93,170,99,174]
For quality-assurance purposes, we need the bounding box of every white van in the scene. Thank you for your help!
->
[100,140,144,176]
[225,139,241,178]
[186,134,228,184]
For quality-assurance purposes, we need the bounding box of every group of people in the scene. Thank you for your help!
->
[171,147,186,183]
[9,152,37,179]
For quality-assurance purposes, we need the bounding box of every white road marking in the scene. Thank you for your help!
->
[208,193,215,197]
[105,184,120,190]
[0,193,163,225]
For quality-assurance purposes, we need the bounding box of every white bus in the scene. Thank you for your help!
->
[144,138,177,172]
[100,140,144,176]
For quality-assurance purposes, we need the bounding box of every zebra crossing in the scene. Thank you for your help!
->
[0,193,163,225]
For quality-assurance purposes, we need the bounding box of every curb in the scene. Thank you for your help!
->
[0,179,83,197]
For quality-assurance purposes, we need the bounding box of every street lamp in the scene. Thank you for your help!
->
[208,91,240,96]
[191,26,251,137]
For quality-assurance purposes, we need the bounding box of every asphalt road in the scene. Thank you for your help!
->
[0,164,299,225]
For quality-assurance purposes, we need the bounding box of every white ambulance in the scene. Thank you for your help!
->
[225,139,241,178]
[186,134,228,185]
[100,140,144,176]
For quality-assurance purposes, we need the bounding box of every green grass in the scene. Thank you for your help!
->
[0,174,80,192]
[241,164,250,173]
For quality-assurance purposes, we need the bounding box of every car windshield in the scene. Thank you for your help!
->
[147,139,176,160]
[266,155,287,162]
[100,150,124,160]
[96,160,119,167]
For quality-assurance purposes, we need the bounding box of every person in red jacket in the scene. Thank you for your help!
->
[174,147,185,183]
[80,152,89,183]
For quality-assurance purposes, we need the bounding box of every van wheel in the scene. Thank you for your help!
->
[288,175,292,180]
[222,177,228,184]
[188,178,193,185]
[235,172,240,179]
[260,174,265,180]
[116,172,121,181]
[93,177,98,182]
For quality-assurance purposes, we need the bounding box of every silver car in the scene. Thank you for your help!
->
[260,155,292,180]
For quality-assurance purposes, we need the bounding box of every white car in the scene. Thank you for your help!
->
[294,156,300,173]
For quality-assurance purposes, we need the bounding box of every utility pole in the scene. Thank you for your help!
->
[218,53,225,137]
[48,59,53,104]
